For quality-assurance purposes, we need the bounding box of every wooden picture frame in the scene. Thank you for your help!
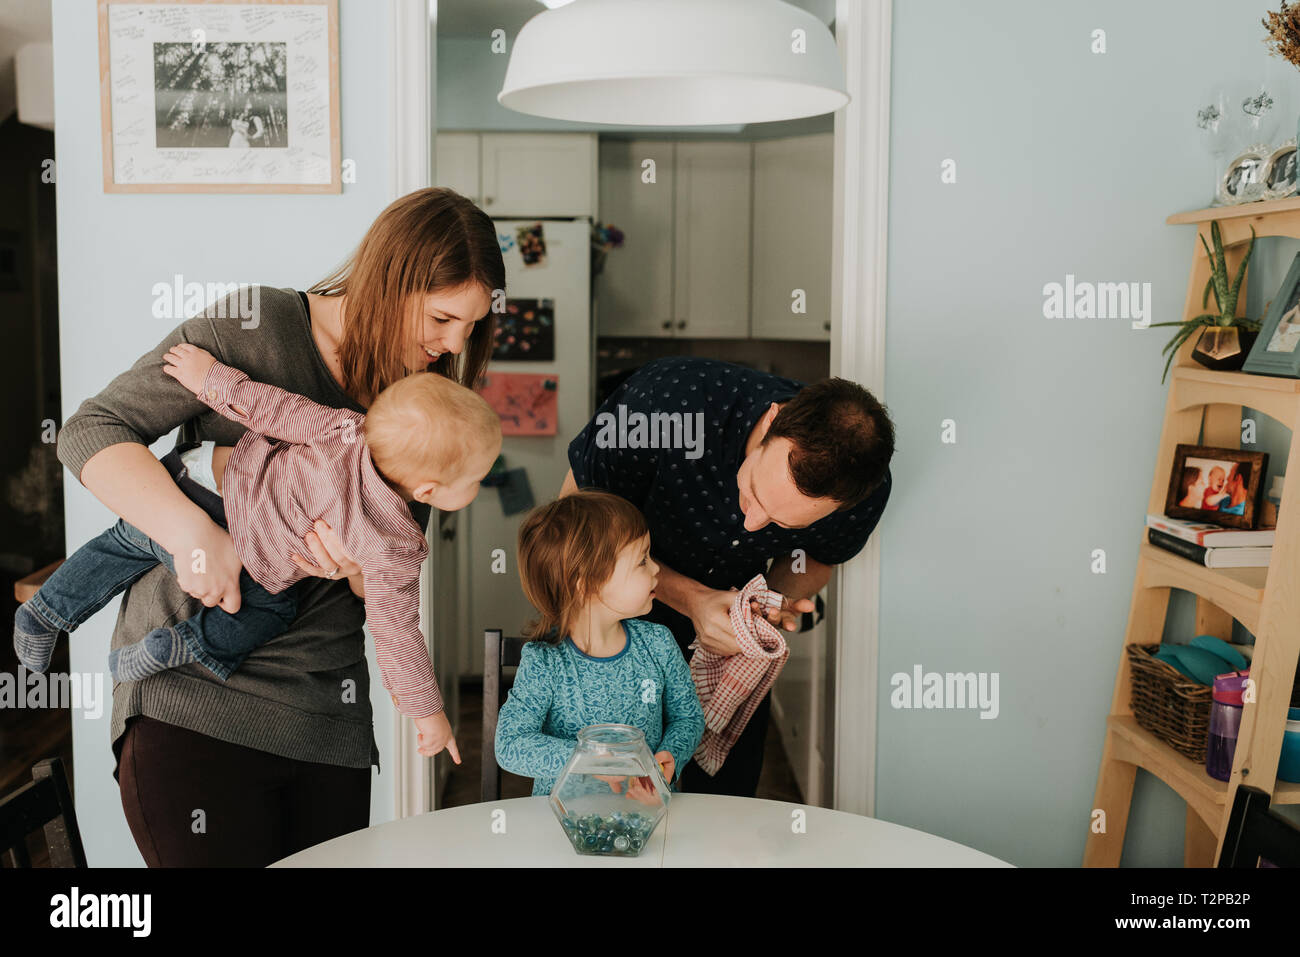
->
[98,0,340,193]
[1244,251,1300,378]
[1164,444,1268,529]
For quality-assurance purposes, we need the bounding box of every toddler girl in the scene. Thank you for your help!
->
[495,490,704,798]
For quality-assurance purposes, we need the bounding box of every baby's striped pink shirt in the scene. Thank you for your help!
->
[196,360,442,718]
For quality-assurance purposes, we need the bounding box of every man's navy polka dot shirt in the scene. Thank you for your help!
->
[567,357,891,593]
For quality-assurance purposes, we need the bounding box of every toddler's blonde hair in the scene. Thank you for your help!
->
[364,372,500,491]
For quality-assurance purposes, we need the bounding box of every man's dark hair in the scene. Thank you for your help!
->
[762,377,895,509]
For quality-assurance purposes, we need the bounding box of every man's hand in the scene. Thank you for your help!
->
[762,552,831,632]
[162,342,219,396]
[684,585,743,656]
[750,593,815,632]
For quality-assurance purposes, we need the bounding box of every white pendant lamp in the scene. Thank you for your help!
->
[498,0,849,126]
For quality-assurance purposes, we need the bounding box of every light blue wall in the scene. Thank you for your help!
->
[882,0,1300,866]
[52,0,401,866]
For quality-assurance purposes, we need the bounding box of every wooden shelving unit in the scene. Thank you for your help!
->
[1084,197,1300,867]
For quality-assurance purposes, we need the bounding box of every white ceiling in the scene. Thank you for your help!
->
[435,0,834,38]
[0,0,51,124]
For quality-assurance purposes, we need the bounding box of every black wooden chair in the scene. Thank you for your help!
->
[0,757,87,868]
[481,628,527,803]
[1218,784,1300,868]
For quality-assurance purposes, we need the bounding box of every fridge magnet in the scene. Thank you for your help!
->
[98,0,340,193]
[478,453,509,487]
[498,467,535,516]
[492,297,555,361]
[477,372,558,435]
[516,222,547,267]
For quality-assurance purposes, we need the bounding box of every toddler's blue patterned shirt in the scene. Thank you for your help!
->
[494,618,705,796]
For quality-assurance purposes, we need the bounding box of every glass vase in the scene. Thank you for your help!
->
[549,724,670,857]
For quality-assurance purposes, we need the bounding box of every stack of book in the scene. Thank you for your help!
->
[1145,514,1274,568]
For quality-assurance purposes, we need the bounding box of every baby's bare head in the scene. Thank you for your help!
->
[365,372,501,504]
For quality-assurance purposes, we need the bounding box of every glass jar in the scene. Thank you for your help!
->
[549,724,670,857]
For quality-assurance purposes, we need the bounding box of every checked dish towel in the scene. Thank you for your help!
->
[689,573,790,776]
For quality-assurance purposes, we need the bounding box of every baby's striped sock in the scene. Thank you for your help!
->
[109,627,195,682]
[13,602,60,673]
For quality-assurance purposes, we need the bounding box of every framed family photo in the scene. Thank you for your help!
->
[97,0,340,193]
[1244,252,1300,377]
[1164,444,1268,529]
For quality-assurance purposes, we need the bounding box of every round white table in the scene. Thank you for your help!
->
[270,794,1011,867]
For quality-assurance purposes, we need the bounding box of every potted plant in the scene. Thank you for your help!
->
[1149,220,1258,382]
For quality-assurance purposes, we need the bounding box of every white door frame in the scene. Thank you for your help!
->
[391,0,435,819]
[829,0,891,817]
[388,0,893,819]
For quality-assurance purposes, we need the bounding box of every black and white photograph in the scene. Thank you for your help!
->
[153,41,288,150]
[1263,141,1298,199]
[100,0,338,192]
[1218,148,1266,204]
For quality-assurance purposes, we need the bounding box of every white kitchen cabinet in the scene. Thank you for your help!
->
[597,135,830,341]
[751,133,833,341]
[434,132,596,217]
[433,131,481,203]
[672,141,752,339]
[479,133,597,217]
[595,139,677,337]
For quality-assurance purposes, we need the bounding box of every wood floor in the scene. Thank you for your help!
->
[440,678,804,807]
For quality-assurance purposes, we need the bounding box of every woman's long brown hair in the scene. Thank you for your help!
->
[308,187,505,404]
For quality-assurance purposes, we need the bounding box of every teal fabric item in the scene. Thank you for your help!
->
[1153,646,1198,681]
[1169,645,1237,684]
[1189,634,1249,671]
[1155,642,1239,685]
[494,618,705,796]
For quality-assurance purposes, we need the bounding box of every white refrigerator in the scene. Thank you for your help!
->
[456,217,593,679]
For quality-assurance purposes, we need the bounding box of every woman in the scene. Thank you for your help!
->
[58,187,503,866]
[1178,466,1206,509]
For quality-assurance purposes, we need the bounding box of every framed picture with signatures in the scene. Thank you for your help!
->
[98,0,340,192]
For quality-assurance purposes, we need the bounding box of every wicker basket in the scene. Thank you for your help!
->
[1126,643,1214,763]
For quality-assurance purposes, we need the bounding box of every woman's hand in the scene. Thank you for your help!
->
[173,517,245,613]
[291,519,361,590]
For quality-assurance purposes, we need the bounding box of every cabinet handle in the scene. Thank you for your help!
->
[677,320,686,330]
[662,320,672,330]
[823,321,831,332]
[484,195,494,206]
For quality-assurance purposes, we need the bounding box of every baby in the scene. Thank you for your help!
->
[1202,466,1229,510]
[495,489,704,798]
[14,343,501,759]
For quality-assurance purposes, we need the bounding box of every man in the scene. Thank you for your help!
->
[560,356,894,797]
